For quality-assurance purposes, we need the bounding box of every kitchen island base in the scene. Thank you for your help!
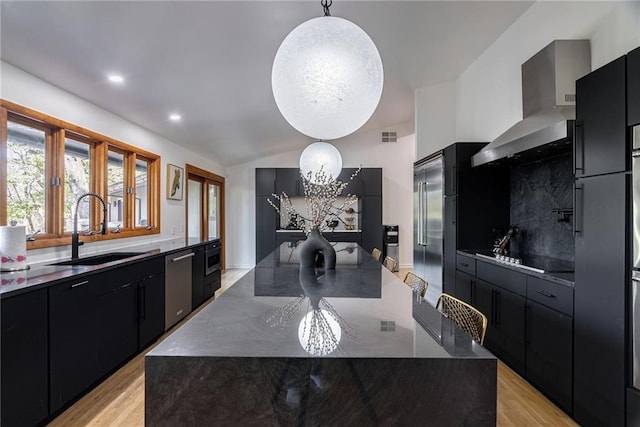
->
[145,356,496,426]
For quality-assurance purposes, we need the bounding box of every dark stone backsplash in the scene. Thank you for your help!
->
[509,152,574,262]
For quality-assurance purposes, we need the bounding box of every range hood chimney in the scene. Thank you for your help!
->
[472,40,591,167]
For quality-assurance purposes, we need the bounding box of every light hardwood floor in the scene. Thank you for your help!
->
[48,268,577,427]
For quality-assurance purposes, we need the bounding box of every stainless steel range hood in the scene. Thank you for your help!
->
[472,40,591,167]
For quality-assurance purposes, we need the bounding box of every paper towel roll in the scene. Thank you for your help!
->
[0,225,28,271]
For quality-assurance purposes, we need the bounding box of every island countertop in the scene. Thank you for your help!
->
[148,242,495,360]
[145,243,496,426]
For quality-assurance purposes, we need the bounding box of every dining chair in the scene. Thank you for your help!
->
[403,271,428,300]
[382,256,398,272]
[436,293,488,345]
[371,247,382,262]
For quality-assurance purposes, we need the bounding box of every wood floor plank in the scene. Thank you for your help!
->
[47,268,576,426]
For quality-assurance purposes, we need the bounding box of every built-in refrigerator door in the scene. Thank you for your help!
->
[423,156,443,305]
[413,166,426,280]
[633,272,640,390]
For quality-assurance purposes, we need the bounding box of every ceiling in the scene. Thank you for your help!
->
[0,1,533,167]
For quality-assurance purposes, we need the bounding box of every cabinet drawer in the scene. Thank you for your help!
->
[477,261,526,296]
[456,254,476,275]
[527,276,573,316]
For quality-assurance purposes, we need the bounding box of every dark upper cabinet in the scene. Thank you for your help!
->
[358,168,382,196]
[526,300,573,414]
[337,167,362,195]
[276,168,302,196]
[574,173,628,426]
[49,275,101,413]
[575,55,628,177]
[256,168,276,196]
[628,46,640,126]
[444,145,457,196]
[1,289,49,427]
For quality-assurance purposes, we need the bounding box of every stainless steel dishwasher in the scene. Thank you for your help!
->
[165,249,194,330]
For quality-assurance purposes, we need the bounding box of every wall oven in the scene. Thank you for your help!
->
[205,240,221,276]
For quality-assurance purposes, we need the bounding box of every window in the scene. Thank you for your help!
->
[6,119,49,235]
[0,100,161,249]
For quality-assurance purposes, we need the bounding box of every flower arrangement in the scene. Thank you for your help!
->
[267,167,360,234]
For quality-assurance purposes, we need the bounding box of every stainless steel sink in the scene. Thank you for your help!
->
[50,252,145,266]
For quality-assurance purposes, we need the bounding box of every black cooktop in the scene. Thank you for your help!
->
[473,249,575,273]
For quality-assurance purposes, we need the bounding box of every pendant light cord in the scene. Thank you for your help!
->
[321,0,332,16]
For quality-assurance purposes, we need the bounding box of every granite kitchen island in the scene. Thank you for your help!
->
[145,243,496,426]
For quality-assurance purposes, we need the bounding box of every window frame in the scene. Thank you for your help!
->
[1,99,161,250]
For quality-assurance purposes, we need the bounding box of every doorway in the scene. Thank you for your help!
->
[186,164,225,270]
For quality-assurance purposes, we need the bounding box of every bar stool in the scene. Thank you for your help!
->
[436,293,488,345]
[382,256,397,272]
[371,247,382,262]
[403,271,428,300]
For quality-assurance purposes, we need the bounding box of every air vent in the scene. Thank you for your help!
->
[381,131,397,143]
[564,93,576,103]
[380,320,396,331]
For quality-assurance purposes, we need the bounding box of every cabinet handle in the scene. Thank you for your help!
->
[451,165,456,193]
[573,184,583,235]
[535,290,556,298]
[451,197,456,225]
[171,252,195,262]
[139,284,146,320]
[494,290,501,326]
[460,262,469,267]
[574,121,584,174]
[71,280,89,288]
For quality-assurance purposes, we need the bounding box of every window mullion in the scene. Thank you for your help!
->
[125,152,135,229]
[50,128,65,236]
[93,142,108,232]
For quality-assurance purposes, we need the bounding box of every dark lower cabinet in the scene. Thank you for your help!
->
[475,278,526,374]
[628,387,640,427]
[49,275,101,414]
[192,244,205,309]
[1,289,49,427]
[139,271,165,350]
[526,300,573,413]
[454,269,473,304]
[256,196,278,262]
[96,278,138,379]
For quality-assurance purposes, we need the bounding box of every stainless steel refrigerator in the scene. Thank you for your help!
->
[632,124,640,392]
[413,153,443,305]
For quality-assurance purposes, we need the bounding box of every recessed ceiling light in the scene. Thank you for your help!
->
[169,113,181,121]
[107,74,124,84]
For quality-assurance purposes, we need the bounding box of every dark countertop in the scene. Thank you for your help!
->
[457,249,574,287]
[0,237,217,298]
[148,243,495,360]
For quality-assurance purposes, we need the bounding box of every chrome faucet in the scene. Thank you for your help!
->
[72,192,108,260]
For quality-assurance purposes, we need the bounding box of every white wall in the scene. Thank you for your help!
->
[455,1,640,142]
[1,61,227,264]
[226,122,416,269]
[415,80,457,160]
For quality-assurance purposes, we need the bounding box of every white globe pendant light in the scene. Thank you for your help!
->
[272,1,384,140]
[299,141,343,184]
